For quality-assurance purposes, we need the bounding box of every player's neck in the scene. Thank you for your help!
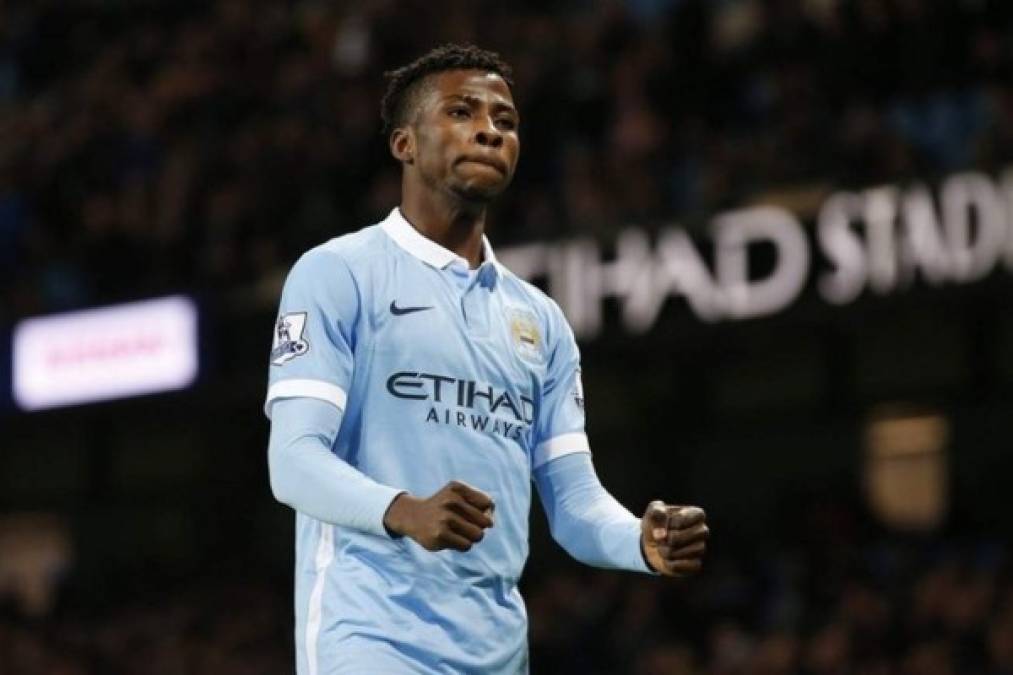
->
[399,191,487,269]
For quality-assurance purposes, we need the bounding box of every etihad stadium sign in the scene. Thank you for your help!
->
[499,169,1013,338]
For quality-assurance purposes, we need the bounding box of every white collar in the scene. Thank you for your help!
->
[380,207,500,277]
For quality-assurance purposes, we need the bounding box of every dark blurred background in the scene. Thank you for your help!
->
[2,1,1013,673]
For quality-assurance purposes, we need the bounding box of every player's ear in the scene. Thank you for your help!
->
[390,127,415,165]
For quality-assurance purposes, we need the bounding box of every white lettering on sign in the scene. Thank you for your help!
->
[499,167,1013,338]
[713,206,810,321]
[818,171,1011,304]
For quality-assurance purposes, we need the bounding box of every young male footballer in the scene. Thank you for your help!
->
[266,44,708,674]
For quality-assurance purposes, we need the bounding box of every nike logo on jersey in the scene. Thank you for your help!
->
[390,300,434,316]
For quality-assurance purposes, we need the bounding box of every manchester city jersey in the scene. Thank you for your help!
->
[266,208,589,674]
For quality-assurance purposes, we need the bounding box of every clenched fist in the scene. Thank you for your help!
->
[383,480,495,552]
[640,501,708,577]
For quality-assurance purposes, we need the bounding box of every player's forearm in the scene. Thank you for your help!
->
[534,452,651,573]
[268,397,403,537]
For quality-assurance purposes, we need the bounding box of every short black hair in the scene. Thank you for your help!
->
[380,44,514,136]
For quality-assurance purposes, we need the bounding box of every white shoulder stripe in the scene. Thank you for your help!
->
[533,432,591,469]
[264,379,348,418]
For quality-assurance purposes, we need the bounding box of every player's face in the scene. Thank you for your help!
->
[412,70,520,202]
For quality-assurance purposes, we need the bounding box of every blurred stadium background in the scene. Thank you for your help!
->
[2,0,1013,673]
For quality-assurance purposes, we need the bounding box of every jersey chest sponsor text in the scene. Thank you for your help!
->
[386,371,534,442]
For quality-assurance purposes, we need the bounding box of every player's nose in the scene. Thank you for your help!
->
[474,120,503,148]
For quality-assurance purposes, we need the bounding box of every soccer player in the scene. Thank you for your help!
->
[266,44,708,674]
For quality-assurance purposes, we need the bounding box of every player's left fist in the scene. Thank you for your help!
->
[640,501,708,577]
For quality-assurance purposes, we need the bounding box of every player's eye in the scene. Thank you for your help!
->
[448,106,470,119]
[495,117,517,131]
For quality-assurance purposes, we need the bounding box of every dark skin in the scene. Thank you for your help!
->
[389,69,519,268]
[381,69,708,577]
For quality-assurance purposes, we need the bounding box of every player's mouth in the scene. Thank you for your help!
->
[457,155,507,175]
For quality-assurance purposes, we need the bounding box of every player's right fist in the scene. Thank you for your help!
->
[382,480,495,552]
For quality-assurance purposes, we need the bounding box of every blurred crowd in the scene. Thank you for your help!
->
[2,0,1012,323]
[3,530,1012,674]
[527,538,1013,675]
[0,581,291,675]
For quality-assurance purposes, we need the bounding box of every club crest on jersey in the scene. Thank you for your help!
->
[508,308,542,363]
[271,312,309,365]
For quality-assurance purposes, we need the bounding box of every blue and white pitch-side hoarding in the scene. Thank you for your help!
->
[12,296,198,412]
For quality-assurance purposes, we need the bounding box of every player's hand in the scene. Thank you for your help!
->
[383,480,495,552]
[640,501,708,577]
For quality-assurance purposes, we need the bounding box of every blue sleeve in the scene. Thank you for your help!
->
[533,452,654,573]
[532,300,590,469]
[268,397,404,537]
[265,248,358,418]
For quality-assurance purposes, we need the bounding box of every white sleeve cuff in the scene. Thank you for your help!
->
[624,519,657,574]
[533,432,590,469]
[265,379,348,418]
[361,485,408,539]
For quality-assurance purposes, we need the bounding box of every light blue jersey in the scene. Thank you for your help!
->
[266,208,603,674]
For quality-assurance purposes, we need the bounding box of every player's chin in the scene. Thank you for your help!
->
[452,179,509,203]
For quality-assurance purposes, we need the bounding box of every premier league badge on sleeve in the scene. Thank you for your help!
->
[271,312,310,365]
[572,368,585,410]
